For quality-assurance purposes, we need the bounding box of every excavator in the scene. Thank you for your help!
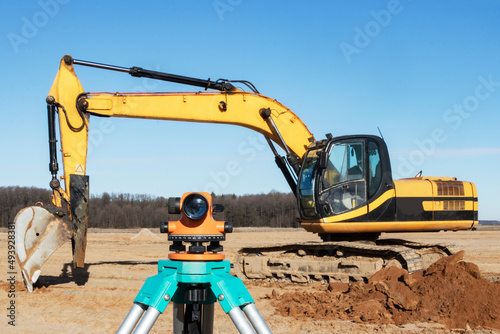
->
[15,55,478,291]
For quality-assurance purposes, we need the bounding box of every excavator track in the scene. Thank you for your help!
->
[232,239,460,284]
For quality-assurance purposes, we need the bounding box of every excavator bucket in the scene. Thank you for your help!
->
[15,206,73,292]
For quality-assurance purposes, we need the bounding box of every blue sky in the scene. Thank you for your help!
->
[1,1,499,220]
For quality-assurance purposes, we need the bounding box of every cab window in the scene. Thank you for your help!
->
[298,148,320,218]
[322,142,364,189]
[319,142,366,215]
[368,140,382,197]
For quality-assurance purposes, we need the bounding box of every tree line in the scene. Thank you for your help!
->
[0,186,300,229]
[480,220,500,225]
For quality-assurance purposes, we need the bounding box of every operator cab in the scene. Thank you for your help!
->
[297,135,395,221]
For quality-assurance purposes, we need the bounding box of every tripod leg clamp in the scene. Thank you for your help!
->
[132,260,254,314]
[210,272,254,313]
[133,270,179,313]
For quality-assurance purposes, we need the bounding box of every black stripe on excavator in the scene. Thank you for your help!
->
[395,197,477,222]
[338,196,477,223]
[368,197,396,221]
[434,210,477,221]
[341,210,477,223]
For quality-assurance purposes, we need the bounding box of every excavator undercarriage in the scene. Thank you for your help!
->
[233,239,460,284]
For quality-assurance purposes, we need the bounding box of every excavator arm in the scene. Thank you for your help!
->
[15,55,315,291]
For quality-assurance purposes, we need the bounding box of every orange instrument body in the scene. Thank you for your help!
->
[163,192,232,261]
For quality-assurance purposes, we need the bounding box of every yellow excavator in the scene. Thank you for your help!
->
[15,55,478,291]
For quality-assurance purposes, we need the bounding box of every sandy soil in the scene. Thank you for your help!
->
[1,227,499,334]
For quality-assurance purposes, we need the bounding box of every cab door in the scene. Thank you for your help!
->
[317,140,368,219]
[366,138,396,221]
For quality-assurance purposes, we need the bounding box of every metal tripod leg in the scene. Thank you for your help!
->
[173,303,184,333]
[208,263,271,333]
[116,303,147,334]
[116,263,179,334]
[116,303,162,334]
[228,307,257,334]
[116,260,272,333]
[133,306,161,334]
[242,304,272,334]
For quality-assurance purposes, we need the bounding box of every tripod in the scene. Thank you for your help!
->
[116,259,272,334]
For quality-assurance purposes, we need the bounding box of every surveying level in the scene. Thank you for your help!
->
[116,192,272,334]
[162,192,233,261]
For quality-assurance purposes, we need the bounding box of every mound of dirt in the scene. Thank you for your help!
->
[271,251,500,330]
[130,228,160,241]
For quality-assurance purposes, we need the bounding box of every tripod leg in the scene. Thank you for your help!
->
[173,303,184,334]
[202,303,214,334]
[242,304,272,334]
[132,307,161,334]
[228,307,256,334]
[116,303,147,334]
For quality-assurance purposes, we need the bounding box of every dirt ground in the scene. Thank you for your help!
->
[1,227,499,334]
